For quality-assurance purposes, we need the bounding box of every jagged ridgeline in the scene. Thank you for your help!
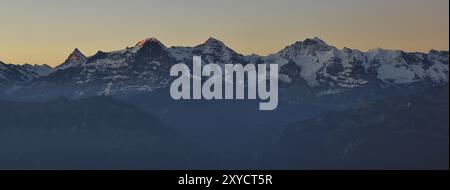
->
[0,37,448,100]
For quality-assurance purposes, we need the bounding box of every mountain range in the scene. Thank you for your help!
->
[1,37,448,100]
[0,37,448,169]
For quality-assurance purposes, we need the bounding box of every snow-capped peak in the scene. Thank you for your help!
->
[56,48,87,70]
[310,37,328,46]
[69,48,86,61]
[135,38,166,48]
[130,38,167,54]
[194,37,245,64]
[1,37,448,99]
[203,37,226,47]
[295,37,329,46]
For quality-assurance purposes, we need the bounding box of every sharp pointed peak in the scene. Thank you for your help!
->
[56,48,87,69]
[68,48,84,56]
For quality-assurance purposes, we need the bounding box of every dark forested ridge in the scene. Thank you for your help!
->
[265,86,449,169]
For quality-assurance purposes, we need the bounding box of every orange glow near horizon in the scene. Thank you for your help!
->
[0,0,448,67]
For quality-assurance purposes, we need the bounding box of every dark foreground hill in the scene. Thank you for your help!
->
[0,96,201,169]
[264,86,449,169]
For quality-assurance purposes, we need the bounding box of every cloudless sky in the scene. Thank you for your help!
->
[0,0,448,66]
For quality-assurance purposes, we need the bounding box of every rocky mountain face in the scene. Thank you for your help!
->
[56,48,87,70]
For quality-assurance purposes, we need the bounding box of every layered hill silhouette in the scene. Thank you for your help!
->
[265,85,449,169]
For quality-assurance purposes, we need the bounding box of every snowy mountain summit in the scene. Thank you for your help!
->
[136,38,166,48]
[265,37,448,94]
[57,48,87,70]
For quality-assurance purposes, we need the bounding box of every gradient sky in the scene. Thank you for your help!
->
[0,0,448,66]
